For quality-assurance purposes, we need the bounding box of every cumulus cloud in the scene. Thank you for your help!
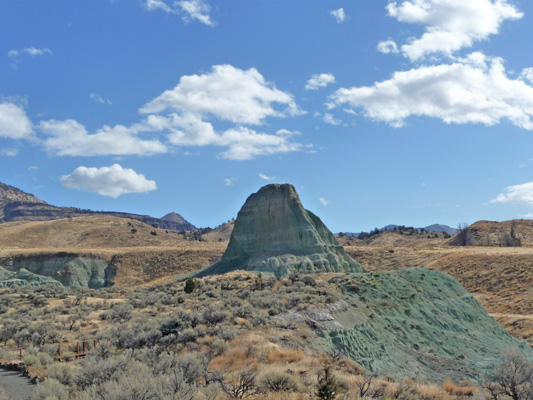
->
[319,197,329,206]
[305,73,336,90]
[520,68,533,85]
[258,173,274,181]
[216,127,302,161]
[491,182,533,205]
[0,102,34,140]
[61,164,157,198]
[143,0,214,26]
[38,65,305,161]
[323,113,341,126]
[386,0,523,61]
[331,8,346,23]
[90,93,112,105]
[377,40,399,54]
[330,54,533,130]
[39,119,167,156]
[141,65,302,124]
[224,178,236,186]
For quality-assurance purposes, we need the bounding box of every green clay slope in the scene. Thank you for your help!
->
[0,253,115,288]
[197,184,364,277]
[301,268,533,382]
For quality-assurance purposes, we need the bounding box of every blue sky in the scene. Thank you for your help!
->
[2,0,533,232]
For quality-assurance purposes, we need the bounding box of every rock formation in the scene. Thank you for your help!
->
[197,184,364,277]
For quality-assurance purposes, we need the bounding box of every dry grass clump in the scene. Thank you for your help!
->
[267,348,304,364]
[442,380,477,396]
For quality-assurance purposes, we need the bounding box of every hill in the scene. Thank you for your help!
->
[0,215,224,288]
[0,181,196,231]
[202,220,235,242]
[457,219,533,246]
[197,184,364,277]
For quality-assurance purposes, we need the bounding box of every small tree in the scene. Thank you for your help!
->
[456,223,475,246]
[486,348,533,400]
[316,364,339,400]
[184,278,199,294]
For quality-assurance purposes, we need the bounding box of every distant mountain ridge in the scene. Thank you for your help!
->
[341,223,459,237]
[0,181,196,231]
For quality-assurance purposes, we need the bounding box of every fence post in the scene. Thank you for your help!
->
[58,344,61,362]
[76,342,80,359]
[19,348,22,361]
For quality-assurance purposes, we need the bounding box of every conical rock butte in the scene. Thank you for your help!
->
[197,184,365,277]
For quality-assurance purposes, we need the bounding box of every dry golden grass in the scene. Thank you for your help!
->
[442,380,477,397]
[267,348,304,364]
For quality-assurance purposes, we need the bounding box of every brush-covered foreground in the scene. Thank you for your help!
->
[1,271,531,400]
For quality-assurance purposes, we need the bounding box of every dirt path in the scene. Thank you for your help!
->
[0,369,34,400]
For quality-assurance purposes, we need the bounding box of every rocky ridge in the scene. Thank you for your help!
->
[197,184,365,277]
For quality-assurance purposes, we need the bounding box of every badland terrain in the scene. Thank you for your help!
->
[0,182,532,400]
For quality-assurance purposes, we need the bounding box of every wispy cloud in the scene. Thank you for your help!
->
[323,113,341,126]
[0,148,19,157]
[8,47,52,68]
[258,173,274,181]
[143,0,215,26]
[90,93,112,105]
[330,8,346,23]
[224,178,236,186]
[319,197,329,206]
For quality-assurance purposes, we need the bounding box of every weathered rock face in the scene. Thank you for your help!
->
[197,184,364,277]
[0,254,115,288]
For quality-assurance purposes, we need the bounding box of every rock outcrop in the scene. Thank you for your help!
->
[0,253,115,288]
[197,184,364,277]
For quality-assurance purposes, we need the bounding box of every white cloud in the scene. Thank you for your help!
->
[216,127,302,161]
[141,65,303,125]
[61,164,157,198]
[305,73,336,90]
[39,119,167,156]
[520,68,533,85]
[143,0,214,26]
[224,178,236,186]
[176,0,214,26]
[27,166,40,171]
[144,0,173,13]
[323,113,341,126]
[386,0,523,60]
[319,197,329,206]
[522,212,533,218]
[492,182,533,205]
[331,8,346,23]
[0,102,34,140]
[8,47,52,58]
[258,173,274,181]
[37,64,306,161]
[330,54,533,130]
[90,93,112,105]
[377,40,399,54]
[0,148,19,157]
